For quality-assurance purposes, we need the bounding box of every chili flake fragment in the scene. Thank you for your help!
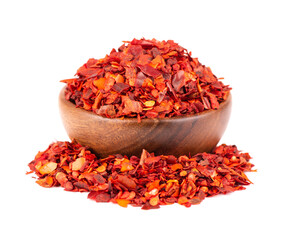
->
[62,38,231,119]
[28,141,255,209]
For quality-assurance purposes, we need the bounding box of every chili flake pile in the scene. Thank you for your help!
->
[28,141,254,209]
[62,38,231,119]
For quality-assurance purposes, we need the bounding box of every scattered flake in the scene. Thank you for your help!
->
[28,141,255,209]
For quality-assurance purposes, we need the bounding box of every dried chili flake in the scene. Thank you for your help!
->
[62,38,231,119]
[116,199,130,208]
[28,141,255,209]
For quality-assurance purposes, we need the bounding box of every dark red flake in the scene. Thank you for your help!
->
[138,64,162,78]
[112,83,130,93]
[172,70,185,92]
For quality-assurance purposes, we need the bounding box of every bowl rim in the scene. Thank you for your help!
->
[59,86,231,123]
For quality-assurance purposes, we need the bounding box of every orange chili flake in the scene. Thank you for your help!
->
[39,162,57,175]
[96,163,107,173]
[170,163,183,171]
[36,176,54,188]
[180,170,187,177]
[62,38,231,120]
[116,199,130,208]
[28,141,255,210]
[120,162,134,172]
[93,78,106,90]
[178,196,190,206]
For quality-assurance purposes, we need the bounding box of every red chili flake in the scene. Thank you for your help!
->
[28,141,255,209]
[144,156,161,165]
[88,192,111,202]
[112,83,130,93]
[138,64,162,78]
[172,70,185,92]
[135,72,147,88]
[62,38,231,119]
[122,96,143,114]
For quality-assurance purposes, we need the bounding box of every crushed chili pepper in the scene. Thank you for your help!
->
[28,141,255,209]
[62,38,231,119]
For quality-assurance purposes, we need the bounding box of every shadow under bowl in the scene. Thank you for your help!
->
[59,87,232,158]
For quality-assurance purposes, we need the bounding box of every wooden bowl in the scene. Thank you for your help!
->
[59,87,232,158]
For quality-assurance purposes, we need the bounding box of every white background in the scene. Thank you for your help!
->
[1,0,282,239]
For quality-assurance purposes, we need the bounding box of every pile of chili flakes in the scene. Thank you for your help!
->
[62,38,231,119]
[28,141,255,209]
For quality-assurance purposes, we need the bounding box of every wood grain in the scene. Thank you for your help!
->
[59,87,232,158]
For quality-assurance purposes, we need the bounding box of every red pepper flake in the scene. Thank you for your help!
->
[28,141,255,209]
[112,83,130,93]
[135,72,147,88]
[172,70,185,92]
[138,64,162,78]
[116,175,137,190]
[122,96,143,114]
[88,192,111,202]
[62,38,231,120]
